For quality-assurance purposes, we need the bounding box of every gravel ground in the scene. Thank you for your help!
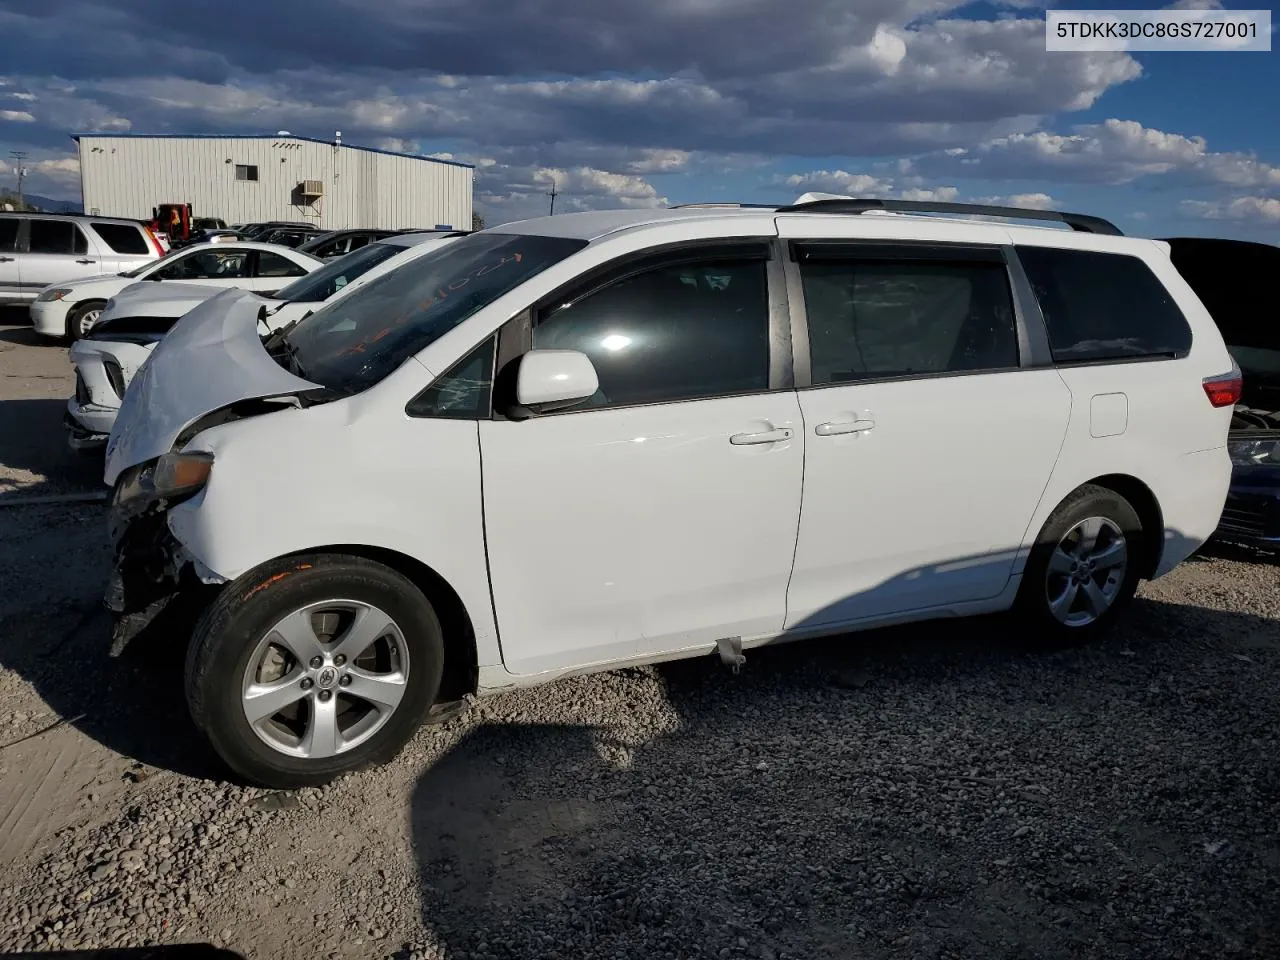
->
[0,312,103,499]
[0,310,1277,958]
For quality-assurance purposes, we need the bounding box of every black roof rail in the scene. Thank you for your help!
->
[773,197,1123,236]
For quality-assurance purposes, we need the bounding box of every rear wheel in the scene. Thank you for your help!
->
[67,300,106,341]
[185,555,444,788]
[1017,484,1143,644]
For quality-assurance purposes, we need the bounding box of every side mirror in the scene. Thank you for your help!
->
[511,349,599,417]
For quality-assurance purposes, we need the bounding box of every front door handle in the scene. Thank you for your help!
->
[815,418,875,436]
[75,258,95,264]
[730,427,794,445]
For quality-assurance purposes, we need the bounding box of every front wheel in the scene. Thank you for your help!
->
[1017,484,1143,644]
[185,555,444,788]
[67,300,106,341]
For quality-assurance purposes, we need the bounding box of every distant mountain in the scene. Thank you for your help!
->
[0,192,83,213]
[28,194,83,213]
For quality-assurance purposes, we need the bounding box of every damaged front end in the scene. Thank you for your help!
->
[105,452,222,655]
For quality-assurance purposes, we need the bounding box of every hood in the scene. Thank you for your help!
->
[102,282,270,323]
[103,288,322,486]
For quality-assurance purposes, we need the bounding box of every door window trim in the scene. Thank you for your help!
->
[784,239,1051,389]
[489,238,793,419]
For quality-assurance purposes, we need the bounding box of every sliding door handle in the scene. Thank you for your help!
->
[815,418,875,437]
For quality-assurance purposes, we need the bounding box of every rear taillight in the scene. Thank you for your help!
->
[143,225,165,256]
[1203,365,1243,408]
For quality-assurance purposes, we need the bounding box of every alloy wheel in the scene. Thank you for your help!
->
[240,599,410,759]
[76,307,102,336]
[1044,516,1128,627]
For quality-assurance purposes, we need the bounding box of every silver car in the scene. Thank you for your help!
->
[0,212,163,307]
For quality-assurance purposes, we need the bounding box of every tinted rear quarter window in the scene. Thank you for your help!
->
[91,222,149,255]
[1017,246,1191,363]
[0,219,16,251]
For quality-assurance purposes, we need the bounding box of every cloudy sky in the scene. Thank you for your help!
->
[0,0,1276,237]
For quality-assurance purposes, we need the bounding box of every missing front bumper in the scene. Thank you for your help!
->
[105,511,189,655]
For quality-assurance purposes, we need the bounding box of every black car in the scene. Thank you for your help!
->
[239,221,313,240]
[1165,236,1280,550]
[297,228,403,259]
[259,226,328,248]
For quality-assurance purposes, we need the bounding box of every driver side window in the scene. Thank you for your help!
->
[154,250,249,281]
[531,257,771,411]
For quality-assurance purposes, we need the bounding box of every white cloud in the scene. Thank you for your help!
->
[780,170,895,196]
[916,118,1280,188]
[467,156,668,223]
[1180,197,1280,224]
[1166,0,1223,9]
[0,109,35,122]
[972,192,1058,210]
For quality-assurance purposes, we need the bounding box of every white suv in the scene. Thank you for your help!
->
[101,198,1238,788]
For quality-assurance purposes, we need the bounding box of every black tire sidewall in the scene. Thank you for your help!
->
[67,300,105,341]
[187,557,444,788]
[1020,485,1143,639]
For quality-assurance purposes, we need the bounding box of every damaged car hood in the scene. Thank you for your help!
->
[103,287,323,486]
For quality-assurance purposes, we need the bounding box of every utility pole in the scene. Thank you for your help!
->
[9,151,28,210]
[548,182,558,215]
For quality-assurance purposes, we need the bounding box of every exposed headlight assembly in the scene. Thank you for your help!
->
[113,452,214,512]
[36,287,73,303]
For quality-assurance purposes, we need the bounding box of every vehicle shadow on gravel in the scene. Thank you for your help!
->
[0,594,225,781]
[0,398,103,498]
[409,594,1280,960]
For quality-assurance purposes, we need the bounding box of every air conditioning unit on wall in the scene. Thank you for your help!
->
[299,180,324,198]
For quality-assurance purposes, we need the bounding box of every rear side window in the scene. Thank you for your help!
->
[91,222,149,255]
[274,240,404,302]
[256,251,308,278]
[798,251,1019,384]
[532,258,771,409]
[1017,246,1192,364]
[0,220,16,251]
[29,219,87,255]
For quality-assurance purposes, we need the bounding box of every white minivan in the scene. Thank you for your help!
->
[101,198,1238,788]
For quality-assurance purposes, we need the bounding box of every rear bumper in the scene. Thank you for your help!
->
[1214,467,1280,549]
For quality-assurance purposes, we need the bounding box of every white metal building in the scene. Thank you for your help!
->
[74,133,473,231]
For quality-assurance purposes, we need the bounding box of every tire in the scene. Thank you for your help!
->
[185,554,444,789]
[1016,484,1143,645]
[66,300,106,341]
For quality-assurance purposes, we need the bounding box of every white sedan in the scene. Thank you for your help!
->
[65,232,462,450]
[30,240,323,340]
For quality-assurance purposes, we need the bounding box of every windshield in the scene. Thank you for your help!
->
[284,232,588,394]
[272,241,406,303]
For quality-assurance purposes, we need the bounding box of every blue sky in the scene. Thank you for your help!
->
[0,0,1275,238]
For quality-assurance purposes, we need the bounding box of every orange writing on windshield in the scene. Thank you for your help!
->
[336,252,525,359]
